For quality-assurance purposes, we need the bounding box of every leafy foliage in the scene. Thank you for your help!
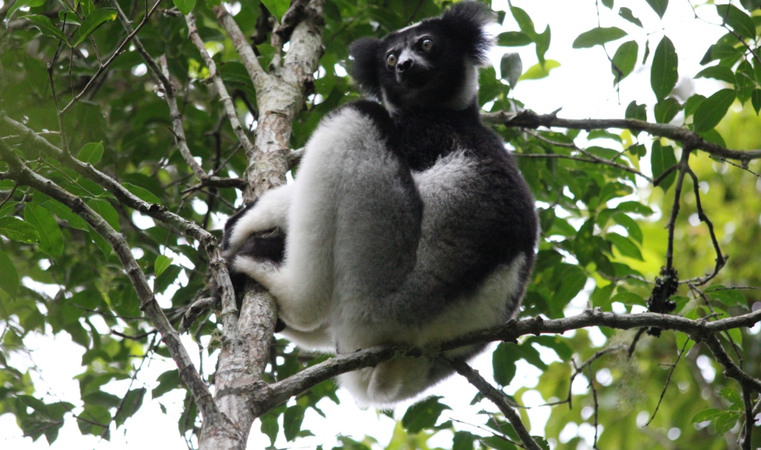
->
[1,0,761,450]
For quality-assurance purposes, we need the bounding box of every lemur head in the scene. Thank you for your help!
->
[349,2,494,114]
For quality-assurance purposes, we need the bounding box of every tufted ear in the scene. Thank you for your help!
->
[349,37,382,98]
[439,1,495,66]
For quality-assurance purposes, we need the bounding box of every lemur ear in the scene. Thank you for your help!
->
[439,1,495,66]
[349,37,382,99]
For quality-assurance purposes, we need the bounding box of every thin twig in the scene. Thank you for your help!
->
[185,13,257,169]
[685,167,726,285]
[159,55,208,180]
[645,338,690,426]
[448,359,543,450]
[60,0,163,113]
[665,149,690,271]
[521,130,652,182]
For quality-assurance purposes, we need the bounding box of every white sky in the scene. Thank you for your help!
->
[1,0,730,449]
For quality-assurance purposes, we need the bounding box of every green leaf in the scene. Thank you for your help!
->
[479,436,517,450]
[527,335,574,361]
[719,387,743,409]
[402,396,451,433]
[260,413,279,446]
[114,388,145,427]
[510,7,536,35]
[700,44,743,65]
[0,249,19,298]
[41,201,89,231]
[519,60,560,81]
[77,142,104,165]
[155,255,173,277]
[154,265,181,294]
[0,216,40,243]
[607,232,643,260]
[611,41,638,84]
[753,56,761,83]
[283,404,305,441]
[500,53,522,88]
[86,199,121,232]
[25,205,64,258]
[715,411,742,434]
[173,0,196,15]
[590,282,615,309]
[88,226,112,255]
[717,4,756,39]
[497,32,533,47]
[741,0,761,11]
[572,27,627,48]
[651,36,678,100]
[619,7,643,27]
[534,26,551,65]
[695,65,736,84]
[261,0,290,22]
[676,331,695,353]
[7,0,46,20]
[553,264,587,306]
[736,60,755,104]
[752,89,761,114]
[152,370,181,398]
[611,213,643,243]
[23,15,71,45]
[123,183,163,205]
[698,128,727,148]
[602,0,614,8]
[693,89,736,132]
[615,201,654,216]
[651,141,677,191]
[684,94,706,118]
[611,291,646,306]
[493,343,519,386]
[692,408,723,423]
[625,101,647,121]
[654,97,682,124]
[646,0,669,18]
[453,431,477,450]
[705,286,746,307]
[70,9,117,47]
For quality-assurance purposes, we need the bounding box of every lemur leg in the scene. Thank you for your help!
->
[235,104,418,332]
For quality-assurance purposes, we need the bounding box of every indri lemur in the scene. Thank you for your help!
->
[222,1,538,407]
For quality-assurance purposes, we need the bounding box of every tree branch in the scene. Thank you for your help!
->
[0,113,239,361]
[448,359,542,450]
[212,4,269,91]
[484,110,761,163]
[248,308,761,413]
[0,141,222,426]
[186,12,257,173]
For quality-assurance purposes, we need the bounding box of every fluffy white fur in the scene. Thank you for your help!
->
[231,108,528,407]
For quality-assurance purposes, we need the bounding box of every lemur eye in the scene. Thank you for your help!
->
[386,53,398,67]
[421,39,433,52]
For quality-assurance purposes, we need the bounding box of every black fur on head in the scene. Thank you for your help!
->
[348,1,495,112]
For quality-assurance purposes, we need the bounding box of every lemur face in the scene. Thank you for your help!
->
[377,24,471,112]
[349,2,494,113]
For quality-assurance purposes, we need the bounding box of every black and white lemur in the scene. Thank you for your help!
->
[221,1,538,408]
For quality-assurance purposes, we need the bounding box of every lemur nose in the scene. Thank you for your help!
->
[396,59,413,73]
